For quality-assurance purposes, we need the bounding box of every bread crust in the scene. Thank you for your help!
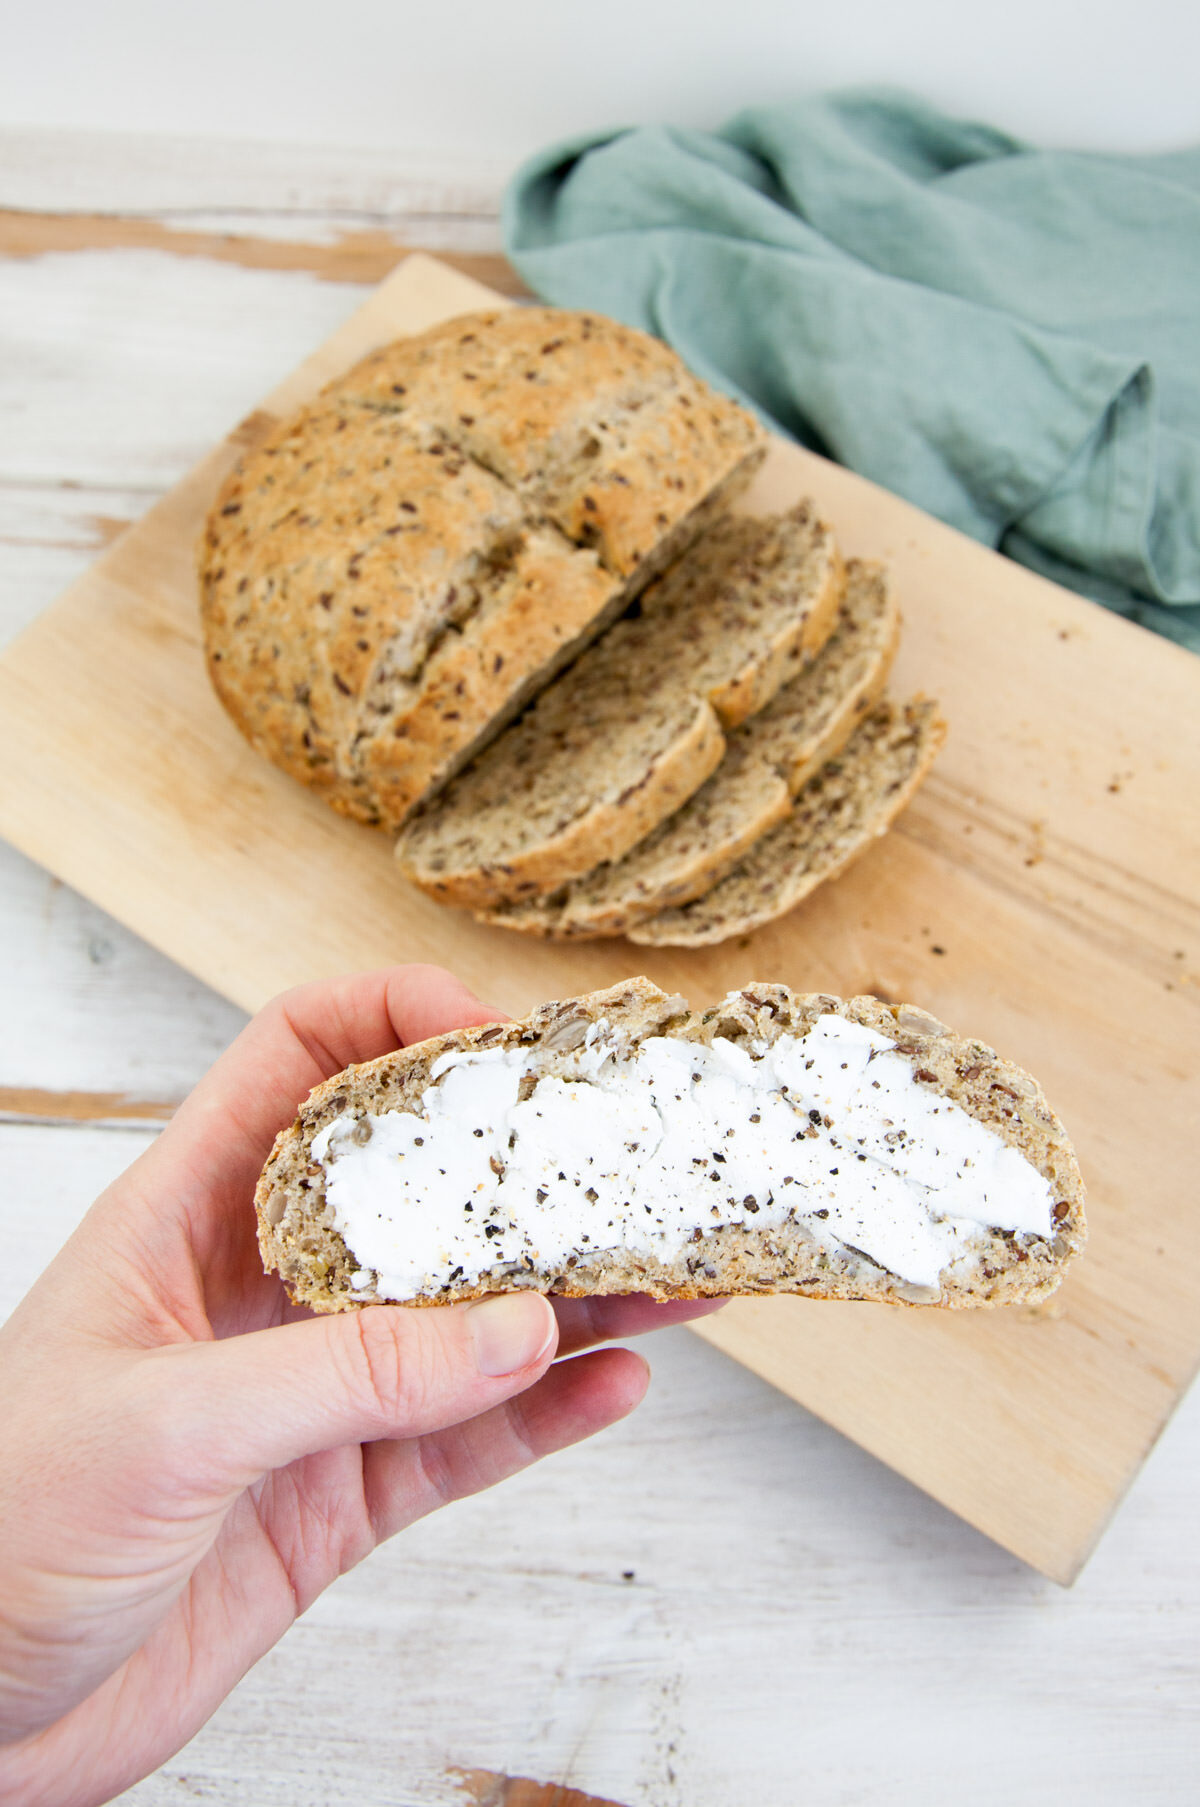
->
[199,308,766,829]
[255,978,1086,1315]
[326,308,766,579]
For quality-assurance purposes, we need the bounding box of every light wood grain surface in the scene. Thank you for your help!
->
[2,128,1199,1807]
[4,247,1197,1582]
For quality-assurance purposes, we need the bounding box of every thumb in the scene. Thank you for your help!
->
[155,1293,559,1490]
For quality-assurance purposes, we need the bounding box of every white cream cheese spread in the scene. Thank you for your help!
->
[310,1013,1054,1301]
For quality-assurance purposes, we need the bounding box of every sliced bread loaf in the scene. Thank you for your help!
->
[629,698,946,947]
[478,559,899,939]
[200,308,766,829]
[255,976,1085,1313]
[394,505,844,908]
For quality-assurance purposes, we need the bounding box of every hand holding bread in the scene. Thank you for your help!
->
[0,967,721,1807]
[259,977,1084,1316]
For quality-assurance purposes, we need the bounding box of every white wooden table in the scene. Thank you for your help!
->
[2,130,1197,1807]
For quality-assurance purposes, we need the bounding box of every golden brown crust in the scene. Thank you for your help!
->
[325,308,766,579]
[199,308,766,829]
[255,979,1086,1315]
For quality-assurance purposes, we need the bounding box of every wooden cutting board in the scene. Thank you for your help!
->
[1,253,1197,1583]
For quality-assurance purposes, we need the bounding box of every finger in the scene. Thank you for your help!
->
[552,1293,728,1358]
[360,1347,650,1543]
[151,1292,560,1492]
[269,962,507,1073]
[134,964,504,1232]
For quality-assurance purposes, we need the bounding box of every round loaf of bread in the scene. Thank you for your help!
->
[199,307,766,829]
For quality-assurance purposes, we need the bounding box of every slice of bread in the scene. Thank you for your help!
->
[200,308,766,830]
[630,698,946,947]
[394,506,844,909]
[256,977,1085,1313]
[478,560,899,939]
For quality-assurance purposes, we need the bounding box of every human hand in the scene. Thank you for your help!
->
[0,965,723,1807]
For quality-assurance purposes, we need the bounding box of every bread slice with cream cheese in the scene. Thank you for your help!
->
[256,978,1085,1314]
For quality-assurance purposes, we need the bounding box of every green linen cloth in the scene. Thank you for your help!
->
[503,90,1200,650]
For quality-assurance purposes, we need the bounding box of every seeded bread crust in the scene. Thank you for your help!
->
[255,977,1085,1315]
[200,308,766,829]
[479,560,899,939]
[630,698,946,947]
[394,506,843,909]
[326,308,765,581]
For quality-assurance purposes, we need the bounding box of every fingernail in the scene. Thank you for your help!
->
[468,1293,556,1377]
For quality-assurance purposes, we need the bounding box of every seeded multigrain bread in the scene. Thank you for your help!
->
[255,977,1086,1314]
[394,505,844,908]
[479,559,899,939]
[630,699,946,946]
[200,308,766,830]
[325,309,764,581]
